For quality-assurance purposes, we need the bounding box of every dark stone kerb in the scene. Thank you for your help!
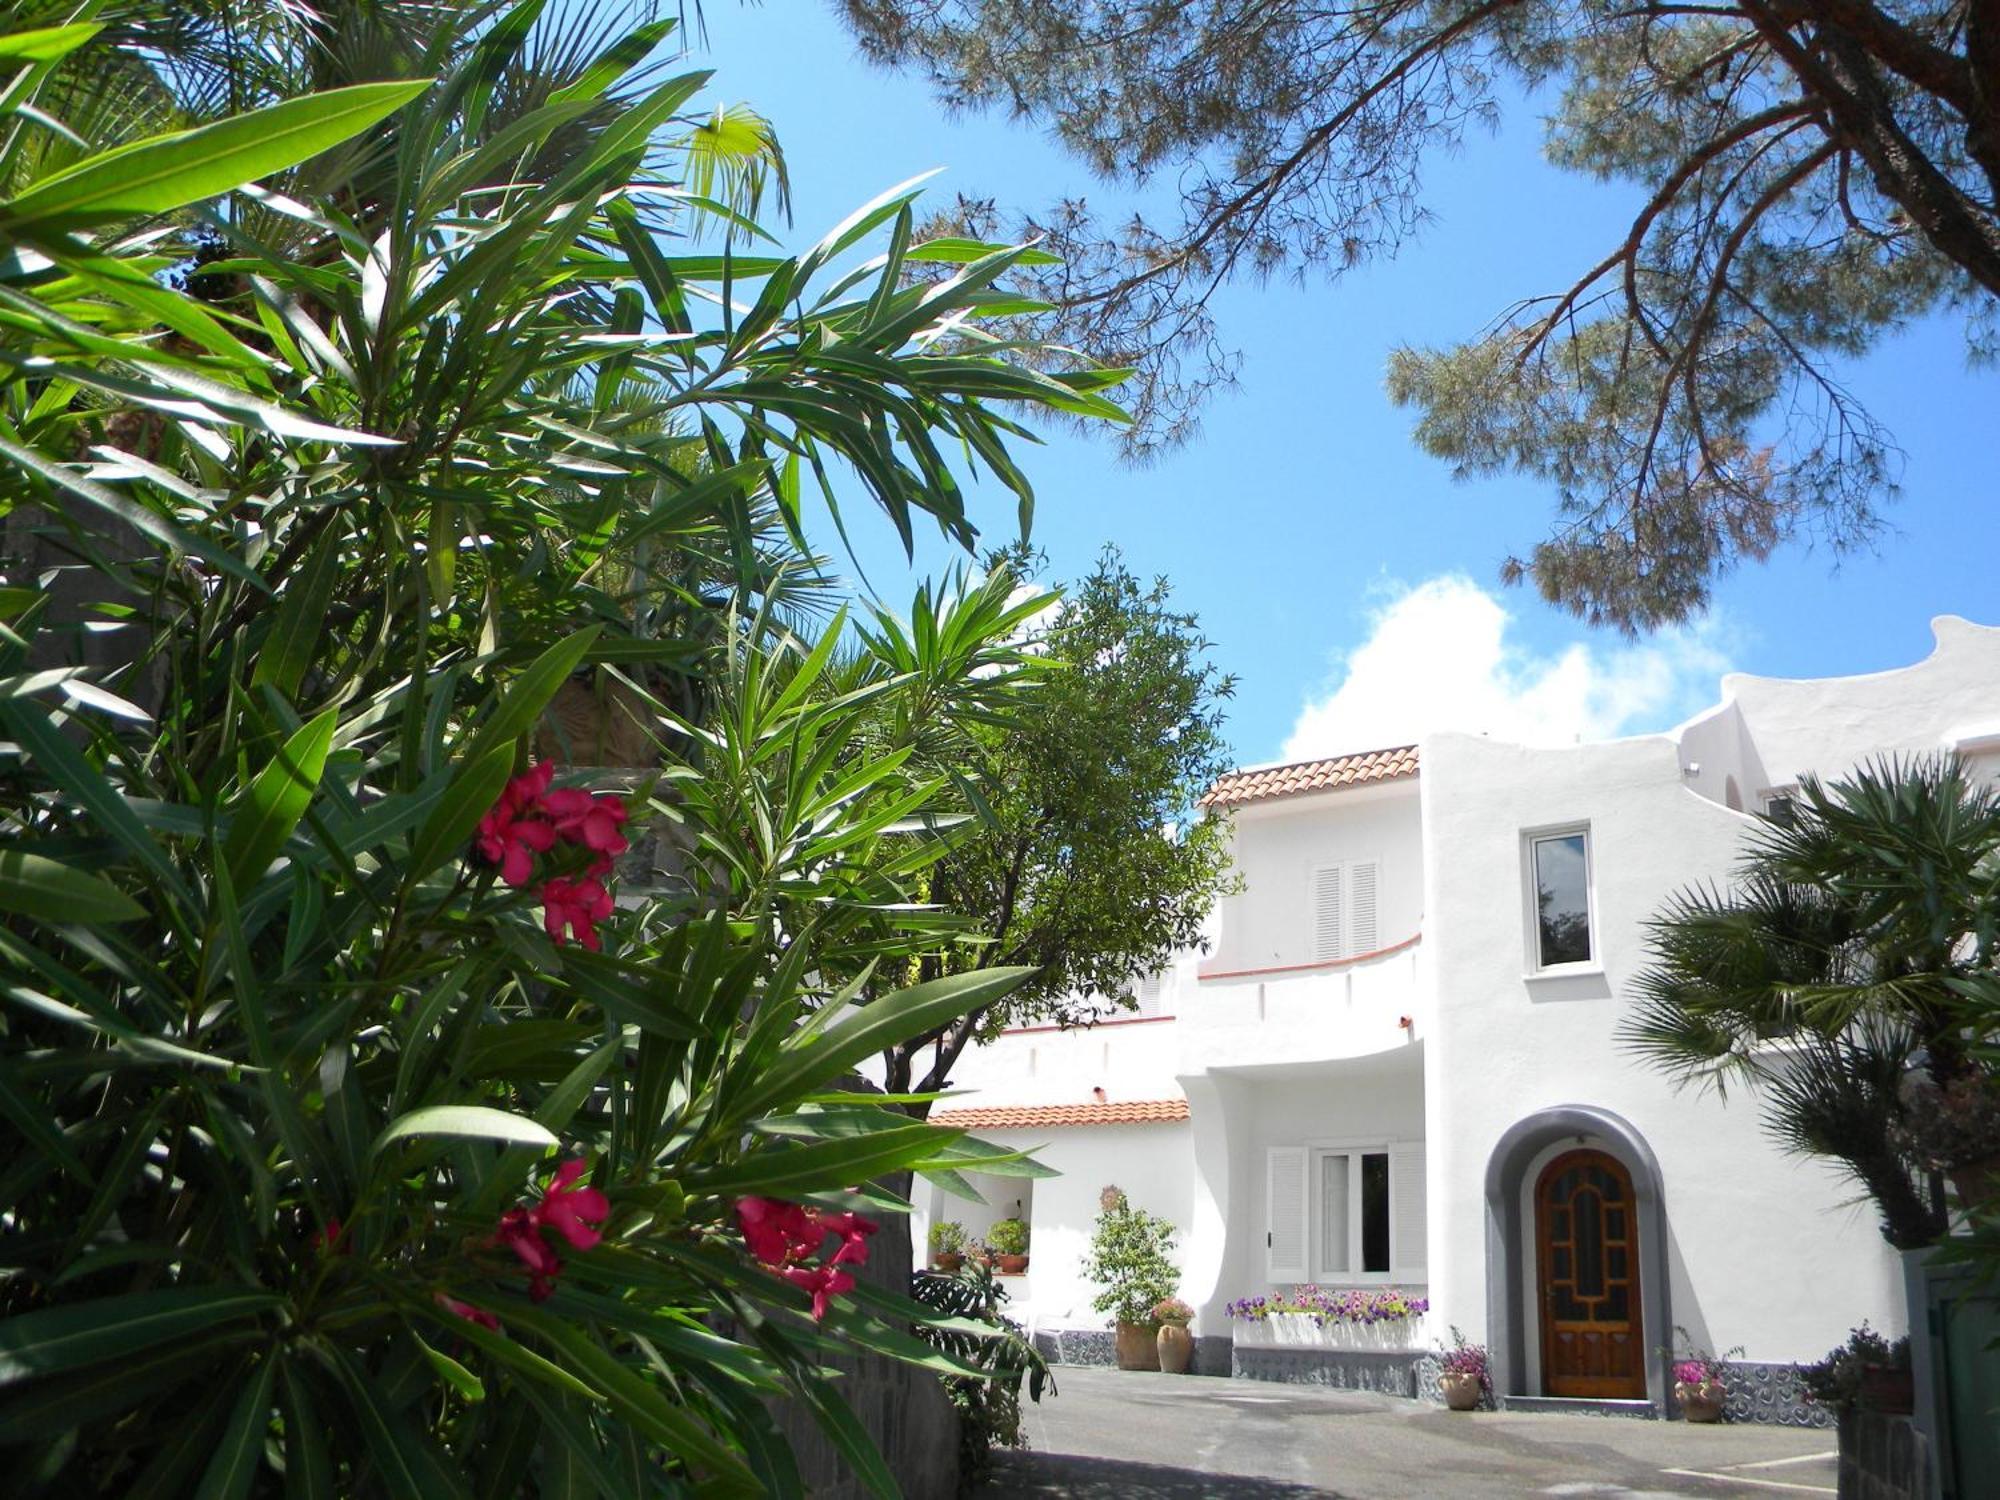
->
[1482,1105,1671,1415]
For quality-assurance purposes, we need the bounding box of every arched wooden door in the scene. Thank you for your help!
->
[1535,1149,1645,1399]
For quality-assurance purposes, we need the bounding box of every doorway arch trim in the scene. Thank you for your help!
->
[1483,1105,1669,1412]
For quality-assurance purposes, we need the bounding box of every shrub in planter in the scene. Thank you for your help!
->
[1799,1323,1913,1415]
[1083,1186,1179,1370]
[1227,1286,1430,1328]
[1437,1326,1490,1410]
[1667,1329,1744,1422]
[931,1220,970,1270]
[989,1216,1030,1272]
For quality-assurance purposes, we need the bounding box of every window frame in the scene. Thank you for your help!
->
[1522,823,1598,974]
[1309,1141,1396,1284]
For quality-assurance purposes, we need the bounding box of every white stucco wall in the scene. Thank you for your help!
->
[1682,616,2000,806]
[1420,728,1906,1370]
[1209,783,1424,972]
[920,1122,1194,1334]
[942,1015,1185,1108]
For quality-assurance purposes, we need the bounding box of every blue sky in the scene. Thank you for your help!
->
[687,5,1999,769]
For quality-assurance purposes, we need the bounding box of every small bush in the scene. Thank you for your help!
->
[912,1263,1054,1483]
[1437,1325,1491,1392]
[1798,1322,1910,1411]
[930,1220,969,1257]
[988,1217,1029,1256]
[1082,1185,1179,1327]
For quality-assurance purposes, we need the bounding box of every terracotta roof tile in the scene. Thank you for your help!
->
[1201,745,1419,809]
[930,1099,1190,1130]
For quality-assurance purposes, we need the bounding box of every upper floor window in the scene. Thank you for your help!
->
[1529,829,1593,968]
[1310,859,1380,962]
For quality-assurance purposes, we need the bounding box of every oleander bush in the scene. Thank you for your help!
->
[0,5,1121,1494]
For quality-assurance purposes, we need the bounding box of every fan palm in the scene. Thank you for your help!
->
[1622,756,2000,1247]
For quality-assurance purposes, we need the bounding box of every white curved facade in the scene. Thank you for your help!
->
[918,617,2000,1407]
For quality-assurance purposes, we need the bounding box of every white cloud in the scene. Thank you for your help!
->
[1280,575,1733,761]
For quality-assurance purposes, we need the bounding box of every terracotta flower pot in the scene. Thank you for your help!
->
[1859,1363,1914,1415]
[1115,1320,1162,1371]
[1676,1379,1726,1422]
[1156,1322,1194,1374]
[1439,1371,1482,1411]
[995,1253,1029,1275]
[932,1252,963,1273]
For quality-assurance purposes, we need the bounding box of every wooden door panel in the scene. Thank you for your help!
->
[1535,1149,1645,1400]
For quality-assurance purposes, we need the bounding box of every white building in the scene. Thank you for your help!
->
[918,616,2000,1421]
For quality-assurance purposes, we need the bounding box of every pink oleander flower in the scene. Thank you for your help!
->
[494,1206,562,1301]
[735,1196,823,1269]
[541,875,613,950]
[818,1210,879,1268]
[313,1217,348,1256]
[782,1262,856,1322]
[734,1197,878,1322]
[476,764,559,886]
[541,786,631,858]
[533,1158,611,1251]
[436,1294,501,1332]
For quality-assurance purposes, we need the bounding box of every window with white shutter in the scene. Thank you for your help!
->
[1348,859,1379,956]
[1136,972,1163,1012]
[1310,859,1383,963]
[1310,866,1344,962]
[1391,1140,1428,1278]
[1266,1146,1309,1282]
[1303,1141,1424,1283]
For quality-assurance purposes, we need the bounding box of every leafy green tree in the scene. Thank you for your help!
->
[879,546,1238,1102]
[0,6,1118,1492]
[1621,757,2000,1248]
[840,0,2000,629]
[1082,1187,1180,1328]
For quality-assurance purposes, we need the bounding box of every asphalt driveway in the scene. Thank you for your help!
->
[970,1368,1838,1499]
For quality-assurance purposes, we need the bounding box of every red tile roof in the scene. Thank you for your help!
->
[931,1099,1190,1130]
[1201,745,1419,809]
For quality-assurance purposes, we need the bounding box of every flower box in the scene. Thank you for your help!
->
[1230,1304,1430,1352]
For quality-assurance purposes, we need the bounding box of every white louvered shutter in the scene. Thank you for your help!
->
[1348,859,1379,956]
[1390,1140,1428,1278]
[1311,866,1344,962]
[1136,972,1162,1012]
[1266,1146,1309,1282]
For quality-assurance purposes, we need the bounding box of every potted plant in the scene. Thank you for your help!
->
[929,1220,967,1272]
[1668,1329,1742,1422]
[989,1216,1030,1274]
[1894,1070,2000,1215]
[1798,1323,1913,1417]
[1153,1298,1196,1374]
[1082,1185,1180,1371]
[1436,1326,1488,1411]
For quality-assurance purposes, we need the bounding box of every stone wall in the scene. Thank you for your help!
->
[1837,1408,1930,1500]
[765,1178,961,1496]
